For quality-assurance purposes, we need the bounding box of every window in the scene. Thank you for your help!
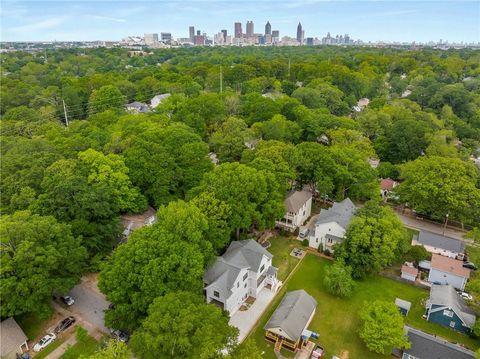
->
[243,273,248,281]
[327,238,333,244]
[237,282,239,288]
[450,321,456,328]
[260,264,265,273]
[443,310,454,317]
[244,283,247,288]
[214,291,220,298]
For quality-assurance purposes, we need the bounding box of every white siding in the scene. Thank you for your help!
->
[428,269,467,291]
[401,272,416,282]
[309,222,345,250]
[412,241,459,259]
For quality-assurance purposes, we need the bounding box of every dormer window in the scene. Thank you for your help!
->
[243,273,248,281]
[214,291,220,298]
[260,264,265,273]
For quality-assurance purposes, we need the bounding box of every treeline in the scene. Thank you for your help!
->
[1,46,480,358]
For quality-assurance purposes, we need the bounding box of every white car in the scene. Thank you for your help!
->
[60,295,75,306]
[458,291,473,301]
[33,333,56,352]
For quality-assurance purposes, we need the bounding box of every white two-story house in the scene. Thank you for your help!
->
[203,240,279,315]
[309,198,357,252]
[276,190,313,231]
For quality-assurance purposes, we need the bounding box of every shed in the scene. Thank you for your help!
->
[395,298,412,316]
[401,265,418,282]
[0,318,29,359]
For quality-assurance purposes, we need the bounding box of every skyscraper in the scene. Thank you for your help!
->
[265,21,271,35]
[246,21,254,37]
[234,22,242,38]
[144,33,159,46]
[189,26,195,41]
[221,29,227,42]
[296,22,303,43]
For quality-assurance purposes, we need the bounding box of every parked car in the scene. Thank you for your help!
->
[463,262,477,270]
[299,228,309,239]
[310,344,325,358]
[457,291,473,301]
[60,295,75,306]
[111,329,130,343]
[33,333,56,352]
[54,316,76,333]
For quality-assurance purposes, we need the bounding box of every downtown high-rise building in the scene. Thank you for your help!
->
[221,29,227,42]
[144,33,159,46]
[189,26,195,41]
[246,21,254,37]
[234,22,242,38]
[296,22,303,43]
[265,21,271,35]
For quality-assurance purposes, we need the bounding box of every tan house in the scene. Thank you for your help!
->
[264,290,317,352]
[0,318,28,359]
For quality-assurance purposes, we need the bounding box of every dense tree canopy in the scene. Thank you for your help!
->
[1,211,87,317]
[130,292,238,359]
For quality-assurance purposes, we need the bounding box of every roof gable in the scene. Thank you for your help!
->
[430,254,470,278]
[284,190,312,213]
[316,198,357,229]
[264,290,317,341]
[0,318,27,356]
[428,285,476,328]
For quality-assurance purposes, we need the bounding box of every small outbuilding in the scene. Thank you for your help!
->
[395,298,412,316]
[401,265,418,282]
[0,317,29,359]
[264,290,317,352]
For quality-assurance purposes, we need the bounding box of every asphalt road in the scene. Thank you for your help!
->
[68,276,110,335]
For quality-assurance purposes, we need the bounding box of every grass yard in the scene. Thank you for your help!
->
[15,312,47,340]
[33,337,67,359]
[249,254,480,359]
[267,235,304,281]
[60,335,99,359]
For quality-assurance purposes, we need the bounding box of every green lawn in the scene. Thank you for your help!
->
[249,254,480,359]
[267,235,303,281]
[34,337,67,359]
[15,312,48,340]
[60,335,99,359]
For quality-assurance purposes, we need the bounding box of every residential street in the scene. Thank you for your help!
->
[394,210,470,242]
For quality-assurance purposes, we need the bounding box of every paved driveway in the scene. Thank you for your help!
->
[68,274,110,335]
[229,286,279,343]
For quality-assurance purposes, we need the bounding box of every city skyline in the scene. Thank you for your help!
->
[1,1,479,43]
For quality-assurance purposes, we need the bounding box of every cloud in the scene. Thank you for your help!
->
[10,17,67,32]
[89,15,127,23]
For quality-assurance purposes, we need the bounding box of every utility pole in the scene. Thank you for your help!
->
[219,65,223,94]
[443,213,450,235]
[62,99,69,127]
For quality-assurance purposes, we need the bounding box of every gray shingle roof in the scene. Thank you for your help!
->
[428,284,476,328]
[395,298,412,312]
[0,318,27,356]
[284,190,312,213]
[417,231,466,254]
[264,290,317,341]
[316,198,357,229]
[403,326,475,359]
[203,240,271,297]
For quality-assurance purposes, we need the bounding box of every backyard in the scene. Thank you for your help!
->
[266,234,304,281]
[248,254,480,359]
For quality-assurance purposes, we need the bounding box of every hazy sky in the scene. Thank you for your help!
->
[1,0,479,43]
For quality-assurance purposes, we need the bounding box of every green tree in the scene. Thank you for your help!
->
[3,105,42,122]
[1,211,87,317]
[209,117,250,162]
[99,226,205,331]
[336,201,409,279]
[80,340,132,359]
[191,192,232,253]
[407,245,429,263]
[359,300,410,354]
[226,339,263,359]
[130,292,238,359]
[252,114,302,143]
[396,156,480,224]
[190,162,284,238]
[323,260,355,297]
[88,85,124,114]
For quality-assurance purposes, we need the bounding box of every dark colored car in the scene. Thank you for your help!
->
[463,262,477,270]
[54,316,76,333]
[111,329,130,343]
